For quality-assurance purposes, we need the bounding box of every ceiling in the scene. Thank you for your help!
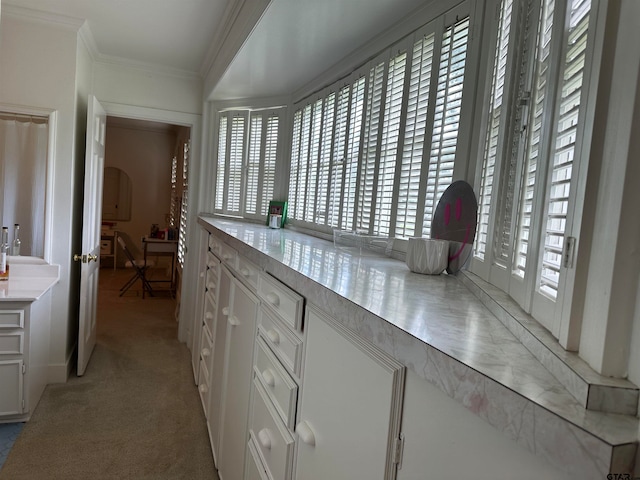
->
[3,0,430,101]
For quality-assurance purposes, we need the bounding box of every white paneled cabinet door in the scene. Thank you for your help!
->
[295,306,405,480]
[218,278,259,480]
[209,265,233,465]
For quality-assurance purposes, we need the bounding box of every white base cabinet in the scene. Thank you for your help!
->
[0,294,51,422]
[294,306,405,480]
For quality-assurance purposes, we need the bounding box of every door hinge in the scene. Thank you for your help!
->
[393,433,405,468]
[22,364,26,374]
[562,236,576,269]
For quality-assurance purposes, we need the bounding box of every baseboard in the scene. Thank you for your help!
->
[48,347,76,383]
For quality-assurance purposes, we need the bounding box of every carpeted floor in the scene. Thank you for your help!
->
[0,268,219,480]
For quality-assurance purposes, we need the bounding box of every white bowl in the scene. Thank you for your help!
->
[406,238,449,275]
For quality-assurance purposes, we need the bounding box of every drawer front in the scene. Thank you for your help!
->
[0,310,24,329]
[246,438,270,480]
[237,255,260,292]
[0,332,24,355]
[258,309,303,377]
[254,337,297,429]
[200,325,214,366]
[249,379,295,480]
[208,235,222,257]
[205,255,220,295]
[257,274,303,332]
[203,295,216,338]
[218,242,238,269]
[197,358,210,415]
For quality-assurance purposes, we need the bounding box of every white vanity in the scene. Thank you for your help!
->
[0,258,59,422]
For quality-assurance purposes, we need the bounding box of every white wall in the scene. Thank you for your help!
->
[0,12,85,381]
[104,124,174,261]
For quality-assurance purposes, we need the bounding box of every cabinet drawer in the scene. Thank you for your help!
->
[203,294,216,339]
[205,256,220,295]
[257,274,303,332]
[206,250,220,270]
[208,235,222,257]
[0,310,24,329]
[246,438,270,480]
[249,379,295,480]
[258,308,303,377]
[197,358,210,415]
[219,242,238,269]
[200,326,214,368]
[237,255,260,292]
[0,332,24,355]
[254,337,297,429]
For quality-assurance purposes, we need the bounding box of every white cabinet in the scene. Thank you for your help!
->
[0,294,52,421]
[294,306,405,480]
[218,278,259,480]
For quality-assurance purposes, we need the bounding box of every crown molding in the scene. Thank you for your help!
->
[94,52,202,81]
[2,4,84,31]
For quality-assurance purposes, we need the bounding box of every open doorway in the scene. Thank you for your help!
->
[99,116,190,312]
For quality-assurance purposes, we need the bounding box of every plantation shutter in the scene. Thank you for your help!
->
[305,100,323,221]
[245,115,262,215]
[358,62,385,233]
[538,0,591,299]
[341,77,366,230]
[374,51,407,236]
[395,31,436,238]
[215,115,228,211]
[260,114,279,216]
[227,114,247,214]
[328,86,350,228]
[316,93,336,226]
[475,0,514,260]
[422,16,470,236]
[288,110,302,220]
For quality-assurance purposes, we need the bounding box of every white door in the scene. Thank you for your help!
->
[76,95,106,376]
[218,278,258,480]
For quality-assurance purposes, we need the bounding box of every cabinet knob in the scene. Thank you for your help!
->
[228,316,240,327]
[266,329,280,345]
[257,428,272,450]
[222,307,230,316]
[205,312,214,320]
[201,347,210,357]
[198,384,208,394]
[240,267,250,277]
[262,368,276,387]
[295,421,316,446]
[266,292,280,307]
[199,272,205,278]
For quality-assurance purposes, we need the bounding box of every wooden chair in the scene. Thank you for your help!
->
[117,236,155,297]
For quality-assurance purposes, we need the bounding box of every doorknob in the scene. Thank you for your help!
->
[73,253,99,263]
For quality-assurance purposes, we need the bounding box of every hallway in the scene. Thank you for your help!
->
[0,268,218,479]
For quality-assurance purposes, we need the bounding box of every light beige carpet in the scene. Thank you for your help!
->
[0,268,219,480]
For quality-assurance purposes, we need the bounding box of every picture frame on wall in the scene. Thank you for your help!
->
[266,200,288,228]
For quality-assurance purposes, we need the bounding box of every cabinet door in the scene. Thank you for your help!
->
[209,265,233,463]
[295,306,405,480]
[218,278,259,480]
[0,359,23,416]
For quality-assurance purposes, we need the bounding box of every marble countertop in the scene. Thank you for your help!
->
[198,216,638,478]
[0,258,60,301]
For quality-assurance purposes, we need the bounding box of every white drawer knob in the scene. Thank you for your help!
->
[199,384,208,394]
[266,329,280,345]
[201,347,211,357]
[205,312,214,320]
[295,421,316,446]
[258,428,272,450]
[199,272,205,278]
[262,368,276,387]
[228,316,240,327]
[266,292,280,307]
[240,267,250,277]
[222,306,230,316]
[207,282,215,290]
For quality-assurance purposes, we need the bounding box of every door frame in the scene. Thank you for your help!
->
[100,102,202,349]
